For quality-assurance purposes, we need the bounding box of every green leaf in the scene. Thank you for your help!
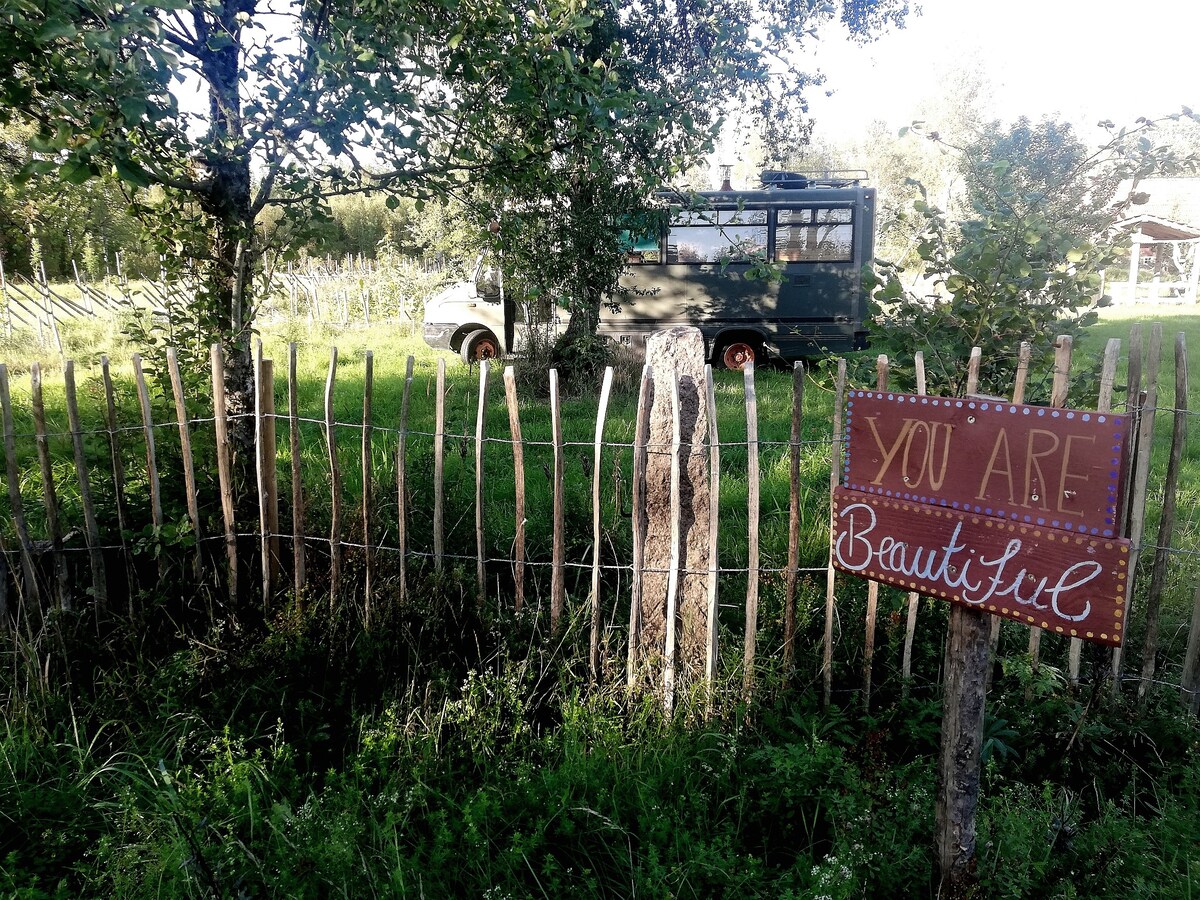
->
[114,157,152,189]
[448,33,464,50]
[37,18,77,42]
[61,158,93,184]
[385,195,399,210]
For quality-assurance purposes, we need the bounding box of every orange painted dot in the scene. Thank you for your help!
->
[1034,530,1042,538]
[1041,621,1049,629]
[1070,630,1077,636]
[1105,542,1113,550]
[1101,633,1109,640]
[1027,616,1035,623]
[972,517,979,524]
[1055,626,1063,633]
[1001,608,1009,615]
[1087,631,1094,638]
[1115,610,1123,618]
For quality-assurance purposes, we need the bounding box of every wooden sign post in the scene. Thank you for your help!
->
[831,387,1130,895]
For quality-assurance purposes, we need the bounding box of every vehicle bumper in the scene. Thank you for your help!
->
[423,322,455,350]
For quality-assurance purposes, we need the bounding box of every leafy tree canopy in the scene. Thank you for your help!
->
[0,0,909,372]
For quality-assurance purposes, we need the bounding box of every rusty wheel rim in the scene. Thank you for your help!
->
[722,342,755,370]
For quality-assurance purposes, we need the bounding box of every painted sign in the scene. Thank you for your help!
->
[843,391,1127,538]
[831,487,1129,646]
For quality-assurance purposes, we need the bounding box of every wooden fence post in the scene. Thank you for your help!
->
[863,355,888,710]
[167,349,203,579]
[30,363,68,611]
[1027,336,1073,685]
[1067,338,1120,684]
[984,341,1031,695]
[325,347,342,610]
[783,361,804,673]
[902,350,928,696]
[1138,333,1187,700]
[288,343,305,601]
[131,354,164,579]
[502,365,525,614]
[549,368,565,631]
[590,366,614,679]
[1113,323,1163,693]
[257,358,279,606]
[628,364,652,688]
[361,351,374,625]
[211,345,238,603]
[743,362,760,701]
[1183,579,1200,715]
[396,355,414,606]
[100,357,132,552]
[0,365,38,611]
[433,358,445,572]
[824,359,847,708]
[63,361,106,608]
[474,359,490,604]
[704,364,720,690]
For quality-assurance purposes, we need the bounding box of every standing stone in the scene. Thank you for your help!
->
[636,327,710,692]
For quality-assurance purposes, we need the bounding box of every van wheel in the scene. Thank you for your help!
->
[461,329,500,363]
[720,340,760,370]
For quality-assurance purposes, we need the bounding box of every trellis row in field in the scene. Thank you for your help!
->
[0,329,1197,710]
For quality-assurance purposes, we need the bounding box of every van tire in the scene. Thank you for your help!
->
[719,339,761,370]
[460,329,500,364]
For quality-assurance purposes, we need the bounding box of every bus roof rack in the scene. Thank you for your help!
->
[760,170,869,190]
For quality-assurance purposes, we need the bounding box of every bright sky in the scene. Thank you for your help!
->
[803,0,1200,146]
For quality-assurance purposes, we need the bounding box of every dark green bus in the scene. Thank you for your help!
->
[608,170,876,367]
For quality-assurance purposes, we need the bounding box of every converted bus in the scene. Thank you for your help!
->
[421,171,876,367]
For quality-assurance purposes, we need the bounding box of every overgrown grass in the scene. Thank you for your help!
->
[2,583,1197,899]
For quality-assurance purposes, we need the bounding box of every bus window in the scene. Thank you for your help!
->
[774,208,853,262]
[667,209,767,263]
[619,212,663,264]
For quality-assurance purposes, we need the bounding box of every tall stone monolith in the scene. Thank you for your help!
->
[635,326,711,694]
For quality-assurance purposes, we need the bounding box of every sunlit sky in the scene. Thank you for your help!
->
[802,0,1199,146]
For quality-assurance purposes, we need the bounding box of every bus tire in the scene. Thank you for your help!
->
[460,329,501,363]
[719,339,761,370]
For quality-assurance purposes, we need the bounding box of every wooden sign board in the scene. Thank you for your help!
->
[843,391,1126,538]
[834,391,1132,648]
[831,487,1129,646]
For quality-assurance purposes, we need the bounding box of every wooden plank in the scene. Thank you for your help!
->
[823,358,847,708]
[744,362,760,700]
[433,357,445,572]
[361,351,374,624]
[502,365,525,614]
[1028,335,1073,678]
[784,361,805,673]
[549,367,565,631]
[0,362,39,609]
[257,358,280,606]
[863,355,887,709]
[589,367,614,678]
[705,364,720,689]
[396,355,414,606]
[1137,333,1187,699]
[63,361,107,608]
[211,345,238,602]
[30,363,68,611]
[167,349,203,578]
[325,347,342,610]
[902,351,928,695]
[1068,338,1120,683]
[475,359,490,604]
[664,371,681,715]
[131,354,164,578]
[1113,323,1162,693]
[288,343,305,601]
[628,364,652,688]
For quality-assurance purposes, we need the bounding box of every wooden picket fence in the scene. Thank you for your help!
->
[1,326,1198,711]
